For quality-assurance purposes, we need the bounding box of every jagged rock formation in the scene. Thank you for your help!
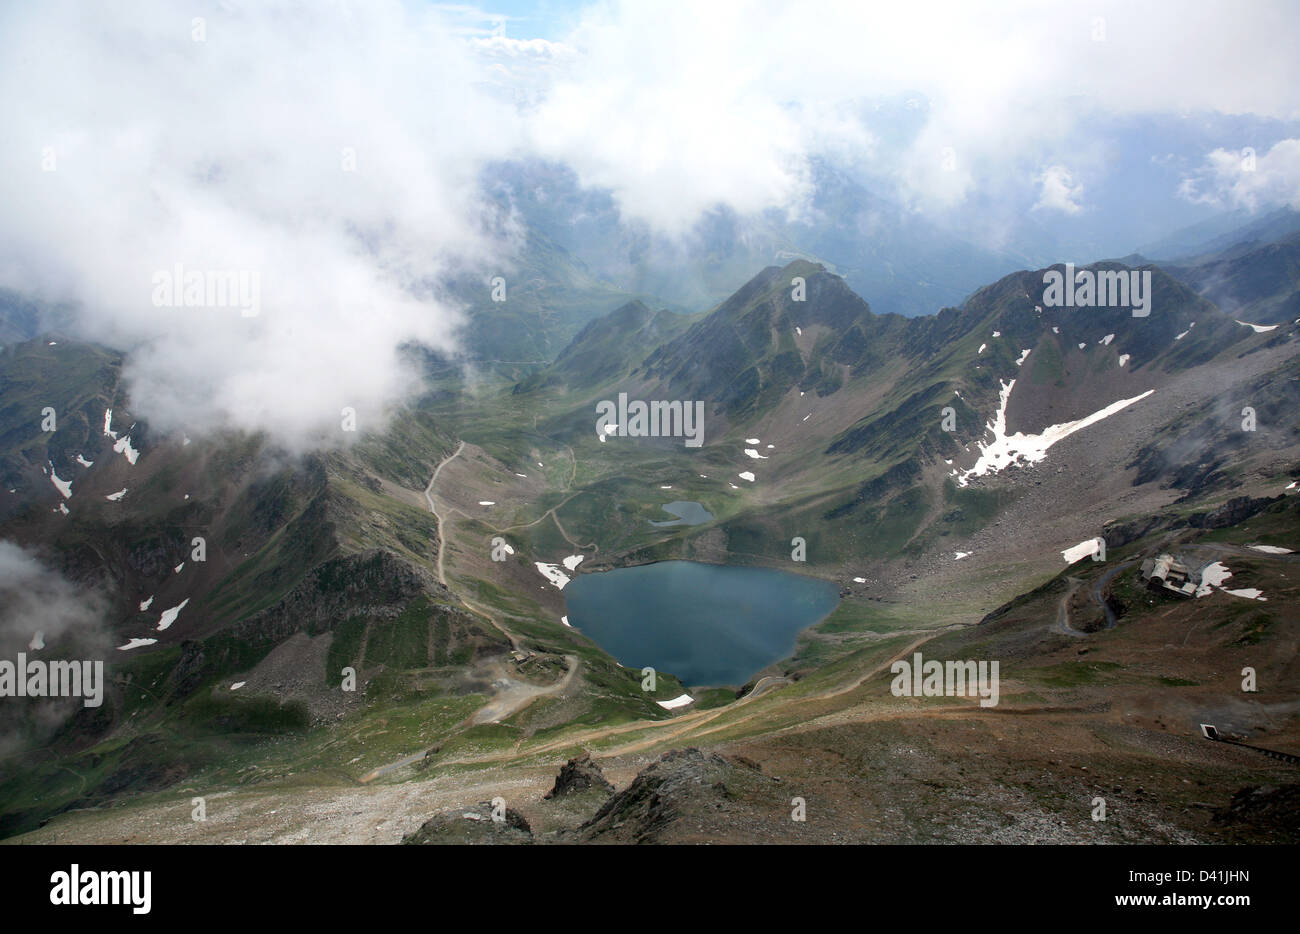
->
[544,752,613,799]
[576,748,781,844]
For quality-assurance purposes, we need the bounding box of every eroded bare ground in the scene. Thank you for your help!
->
[17,579,1299,846]
[14,701,1296,845]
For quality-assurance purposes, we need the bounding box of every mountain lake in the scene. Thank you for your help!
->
[562,560,841,686]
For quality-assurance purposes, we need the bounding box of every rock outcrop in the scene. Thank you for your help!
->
[544,752,613,799]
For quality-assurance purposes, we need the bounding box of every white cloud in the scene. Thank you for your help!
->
[0,0,1298,451]
[0,0,521,449]
[0,541,108,657]
[1177,138,1300,211]
[523,0,1300,219]
[1034,165,1085,214]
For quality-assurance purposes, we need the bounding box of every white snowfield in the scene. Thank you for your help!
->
[852,576,867,583]
[1118,354,1130,367]
[478,501,495,506]
[1197,561,1267,601]
[744,448,768,459]
[75,454,93,468]
[49,468,72,499]
[1224,588,1266,600]
[656,693,694,709]
[534,562,571,590]
[230,682,246,691]
[1236,320,1278,333]
[1197,561,1231,595]
[1062,537,1103,563]
[560,615,571,628]
[738,471,756,482]
[139,596,154,611]
[1016,348,1031,365]
[745,438,760,444]
[954,552,970,560]
[106,488,127,501]
[977,343,986,354]
[114,434,139,464]
[957,379,1155,487]
[1249,545,1293,554]
[117,638,157,651]
[1100,333,1115,345]
[157,598,190,631]
[562,554,584,571]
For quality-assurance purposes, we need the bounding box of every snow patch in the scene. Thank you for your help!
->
[535,562,571,590]
[75,454,93,468]
[157,598,190,631]
[562,554,584,571]
[656,693,694,710]
[117,638,157,651]
[1118,354,1130,367]
[738,471,756,482]
[1224,588,1266,601]
[957,380,1154,487]
[49,468,72,499]
[744,448,768,459]
[1249,545,1293,554]
[105,488,127,501]
[1015,348,1031,365]
[139,596,154,611]
[1236,319,1278,333]
[114,434,139,464]
[1062,538,1104,563]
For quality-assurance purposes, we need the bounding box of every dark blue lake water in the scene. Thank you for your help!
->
[563,561,841,686]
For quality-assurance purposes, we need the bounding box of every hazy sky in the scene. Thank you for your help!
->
[0,0,1296,448]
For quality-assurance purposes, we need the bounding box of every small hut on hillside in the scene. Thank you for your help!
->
[1139,553,1198,596]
